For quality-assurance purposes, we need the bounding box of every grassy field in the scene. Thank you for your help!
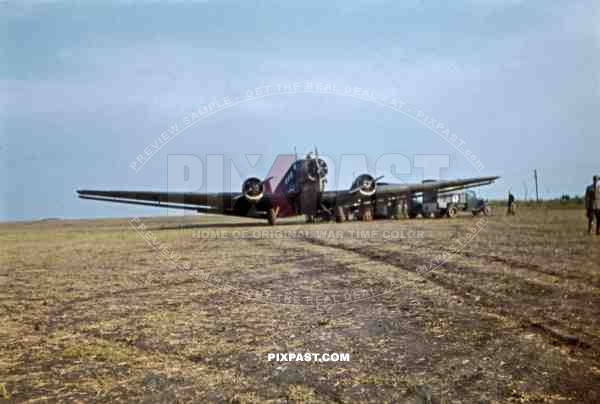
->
[1,207,599,403]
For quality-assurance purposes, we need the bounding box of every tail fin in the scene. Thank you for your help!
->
[269,154,297,194]
[263,176,274,194]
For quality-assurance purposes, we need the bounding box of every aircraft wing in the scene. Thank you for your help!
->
[76,189,266,217]
[323,176,499,207]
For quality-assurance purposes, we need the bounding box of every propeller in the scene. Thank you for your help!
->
[234,176,274,201]
[305,146,328,182]
[240,177,264,201]
[349,174,385,196]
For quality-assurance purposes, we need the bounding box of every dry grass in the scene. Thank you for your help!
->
[1,208,599,403]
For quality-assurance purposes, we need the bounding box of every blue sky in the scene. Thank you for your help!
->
[1,0,598,221]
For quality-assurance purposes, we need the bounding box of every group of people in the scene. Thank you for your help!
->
[505,176,600,236]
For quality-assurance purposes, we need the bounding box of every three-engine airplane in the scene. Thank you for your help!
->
[77,149,499,225]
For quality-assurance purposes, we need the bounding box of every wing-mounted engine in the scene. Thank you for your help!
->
[242,177,264,201]
[350,174,384,197]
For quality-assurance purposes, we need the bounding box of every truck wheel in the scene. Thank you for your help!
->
[447,207,458,218]
[483,206,491,216]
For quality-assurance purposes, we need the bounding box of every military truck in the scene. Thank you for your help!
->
[421,189,491,218]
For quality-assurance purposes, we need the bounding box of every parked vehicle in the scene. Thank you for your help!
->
[420,189,491,218]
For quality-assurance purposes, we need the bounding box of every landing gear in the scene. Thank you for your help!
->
[335,206,345,223]
[267,207,279,226]
[318,204,335,223]
[358,206,374,221]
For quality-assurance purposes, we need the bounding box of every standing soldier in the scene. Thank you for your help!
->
[585,175,600,235]
[507,191,516,216]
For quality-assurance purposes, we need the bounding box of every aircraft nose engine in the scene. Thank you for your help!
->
[350,174,378,197]
[306,158,328,182]
[242,177,264,201]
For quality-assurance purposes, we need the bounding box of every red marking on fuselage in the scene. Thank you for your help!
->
[264,154,297,217]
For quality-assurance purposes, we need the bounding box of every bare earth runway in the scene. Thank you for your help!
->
[1,207,599,403]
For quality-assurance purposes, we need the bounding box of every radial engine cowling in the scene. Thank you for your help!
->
[351,174,377,197]
[242,177,264,201]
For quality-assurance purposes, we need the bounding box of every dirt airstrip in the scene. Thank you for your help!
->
[1,207,599,403]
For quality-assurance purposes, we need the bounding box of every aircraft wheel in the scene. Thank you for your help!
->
[359,206,374,221]
[267,208,277,226]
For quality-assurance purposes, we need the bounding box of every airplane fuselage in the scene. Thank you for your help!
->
[270,158,326,218]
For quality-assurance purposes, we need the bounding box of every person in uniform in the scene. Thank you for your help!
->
[585,175,600,235]
[507,191,516,216]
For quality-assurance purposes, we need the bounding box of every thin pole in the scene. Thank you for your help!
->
[534,169,539,202]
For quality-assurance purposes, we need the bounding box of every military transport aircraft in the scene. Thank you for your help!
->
[77,149,499,225]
